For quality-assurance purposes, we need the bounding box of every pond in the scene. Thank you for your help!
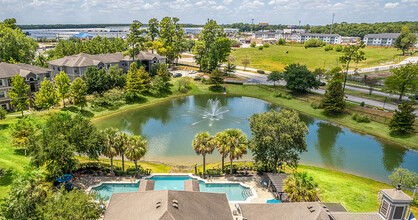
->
[94,95,418,183]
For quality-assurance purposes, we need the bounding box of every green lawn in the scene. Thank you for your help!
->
[0,117,31,200]
[232,45,407,71]
[298,165,417,215]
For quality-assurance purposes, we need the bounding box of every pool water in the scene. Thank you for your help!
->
[92,176,251,201]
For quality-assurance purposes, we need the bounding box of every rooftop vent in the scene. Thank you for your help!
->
[172,200,179,209]
[156,201,162,209]
[396,183,402,191]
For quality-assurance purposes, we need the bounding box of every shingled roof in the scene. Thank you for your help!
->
[104,190,233,220]
[0,62,51,78]
[238,202,331,220]
[48,51,165,67]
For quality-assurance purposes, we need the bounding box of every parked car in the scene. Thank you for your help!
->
[173,73,182,78]
[189,70,197,74]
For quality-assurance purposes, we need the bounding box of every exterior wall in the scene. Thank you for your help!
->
[0,72,50,111]
[364,37,396,46]
[298,35,342,44]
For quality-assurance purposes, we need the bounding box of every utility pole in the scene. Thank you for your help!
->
[299,20,301,28]
[330,13,335,34]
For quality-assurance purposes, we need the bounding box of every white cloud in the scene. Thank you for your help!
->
[384,2,400,8]
[223,0,233,4]
[212,5,226,9]
[401,0,417,2]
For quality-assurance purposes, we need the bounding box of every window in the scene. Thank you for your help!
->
[379,200,389,217]
[0,92,5,98]
[74,69,78,73]
[58,67,61,71]
[393,206,404,219]
[1,104,6,110]
[0,80,2,86]
[46,73,50,78]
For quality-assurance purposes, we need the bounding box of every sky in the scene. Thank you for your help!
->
[0,0,417,25]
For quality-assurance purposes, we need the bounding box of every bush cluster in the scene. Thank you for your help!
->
[335,45,343,52]
[258,46,264,50]
[311,102,320,109]
[304,39,326,48]
[90,89,125,111]
[352,113,371,123]
[274,92,292,100]
[257,70,265,74]
[263,43,270,48]
[324,44,334,51]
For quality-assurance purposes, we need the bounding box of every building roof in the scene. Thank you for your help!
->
[48,52,165,67]
[254,31,282,36]
[300,33,340,37]
[331,212,384,220]
[184,180,200,192]
[381,189,413,202]
[104,190,233,220]
[320,203,347,212]
[266,173,289,192]
[73,32,95,38]
[238,202,331,220]
[364,33,401,39]
[138,179,155,192]
[0,62,50,78]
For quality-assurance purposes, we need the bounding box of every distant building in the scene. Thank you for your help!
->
[72,32,95,40]
[283,29,305,34]
[297,33,342,44]
[0,63,52,110]
[363,33,418,47]
[252,31,284,41]
[341,37,361,45]
[48,52,166,81]
[183,28,239,35]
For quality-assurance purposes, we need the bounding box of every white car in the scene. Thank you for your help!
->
[188,70,197,74]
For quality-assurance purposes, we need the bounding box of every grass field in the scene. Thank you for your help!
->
[231,44,408,71]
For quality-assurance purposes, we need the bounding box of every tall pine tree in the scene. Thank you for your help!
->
[321,70,346,114]
[389,101,415,135]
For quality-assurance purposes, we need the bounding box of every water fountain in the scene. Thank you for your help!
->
[201,99,229,121]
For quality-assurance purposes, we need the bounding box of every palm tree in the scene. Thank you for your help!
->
[114,132,129,174]
[224,129,248,175]
[215,131,229,173]
[103,128,119,175]
[125,135,148,175]
[192,132,215,174]
[283,172,319,202]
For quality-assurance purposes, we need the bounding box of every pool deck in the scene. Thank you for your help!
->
[75,173,275,203]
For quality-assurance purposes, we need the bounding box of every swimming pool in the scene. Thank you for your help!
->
[91,175,254,201]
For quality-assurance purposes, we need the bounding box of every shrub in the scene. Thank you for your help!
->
[352,113,371,123]
[250,42,256,47]
[304,39,325,48]
[335,45,343,52]
[360,101,365,107]
[224,164,238,174]
[311,102,320,109]
[90,88,125,111]
[258,46,263,50]
[324,45,333,51]
[206,168,222,176]
[0,107,6,120]
[263,43,270,48]
[257,70,265,74]
[274,92,292,100]
[277,38,286,45]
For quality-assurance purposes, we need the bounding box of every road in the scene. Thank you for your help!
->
[230,70,418,115]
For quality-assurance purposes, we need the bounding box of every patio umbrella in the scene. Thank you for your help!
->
[56,174,73,183]
[266,199,282,203]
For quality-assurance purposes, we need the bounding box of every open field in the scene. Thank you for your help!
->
[231,44,409,71]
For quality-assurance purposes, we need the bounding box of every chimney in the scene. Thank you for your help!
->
[138,179,155,192]
[184,180,200,192]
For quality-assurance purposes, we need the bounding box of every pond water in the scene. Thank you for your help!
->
[94,95,418,183]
